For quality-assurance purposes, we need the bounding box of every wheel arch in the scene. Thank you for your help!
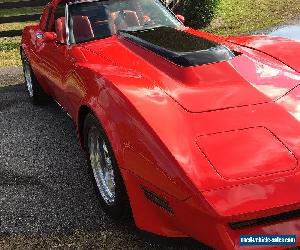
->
[77,102,123,160]
[78,104,93,149]
[76,98,200,239]
[77,103,188,237]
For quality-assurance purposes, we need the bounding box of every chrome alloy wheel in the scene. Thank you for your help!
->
[22,55,33,97]
[88,127,116,205]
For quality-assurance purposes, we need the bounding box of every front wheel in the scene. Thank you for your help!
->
[21,48,50,105]
[83,113,131,220]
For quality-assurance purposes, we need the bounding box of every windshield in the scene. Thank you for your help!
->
[68,0,182,43]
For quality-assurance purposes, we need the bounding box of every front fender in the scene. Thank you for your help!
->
[227,35,300,72]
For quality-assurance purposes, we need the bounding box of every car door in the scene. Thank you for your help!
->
[29,4,55,97]
[34,4,75,113]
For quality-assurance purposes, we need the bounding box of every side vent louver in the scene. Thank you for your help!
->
[142,186,173,214]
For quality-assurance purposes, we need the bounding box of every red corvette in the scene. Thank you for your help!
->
[21,0,300,249]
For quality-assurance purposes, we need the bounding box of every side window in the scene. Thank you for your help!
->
[53,4,67,44]
[47,4,65,32]
[69,2,111,44]
[55,4,66,22]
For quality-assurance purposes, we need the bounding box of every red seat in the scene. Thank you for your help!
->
[123,10,140,27]
[55,17,66,44]
[72,15,94,42]
[113,10,140,32]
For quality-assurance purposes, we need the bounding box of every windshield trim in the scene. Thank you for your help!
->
[66,0,184,45]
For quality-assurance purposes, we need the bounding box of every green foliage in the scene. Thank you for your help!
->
[206,0,300,35]
[180,0,220,28]
[0,7,42,17]
[0,41,19,51]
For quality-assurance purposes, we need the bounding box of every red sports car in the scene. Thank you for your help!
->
[21,0,300,249]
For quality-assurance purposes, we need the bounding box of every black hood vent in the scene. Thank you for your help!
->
[119,26,234,67]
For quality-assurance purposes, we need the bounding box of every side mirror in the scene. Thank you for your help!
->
[44,32,57,42]
[176,14,185,24]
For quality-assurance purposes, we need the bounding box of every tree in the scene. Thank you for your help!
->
[166,0,220,28]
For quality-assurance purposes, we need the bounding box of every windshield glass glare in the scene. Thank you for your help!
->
[68,0,182,43]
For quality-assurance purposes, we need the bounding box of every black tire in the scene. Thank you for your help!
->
[20,48,50,105]
[83,113,131,220]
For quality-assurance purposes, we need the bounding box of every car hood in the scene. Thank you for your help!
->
[160,54,299,113]
[83,28,300,113]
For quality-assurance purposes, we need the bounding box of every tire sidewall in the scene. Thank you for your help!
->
[83,113,131,220]
[20,48,49,105]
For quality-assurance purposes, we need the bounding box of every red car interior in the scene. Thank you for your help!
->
[112,10,140,33]
[55,17,66,43]
[121,10,140,27]
[72,15,94,42]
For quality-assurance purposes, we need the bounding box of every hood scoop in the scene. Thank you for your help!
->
[119,27,234,67]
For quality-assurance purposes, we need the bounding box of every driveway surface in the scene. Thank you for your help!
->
[0,72,209,250]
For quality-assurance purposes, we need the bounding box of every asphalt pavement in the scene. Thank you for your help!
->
[0,71,209,250]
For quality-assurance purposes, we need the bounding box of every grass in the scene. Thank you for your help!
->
[0,37,22,66]
[0,22,37,67]
[0,7,42,17]
[0,21,37,32]
[0,4,41,67]
[206,0,300,35]
[0,0,300,67]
